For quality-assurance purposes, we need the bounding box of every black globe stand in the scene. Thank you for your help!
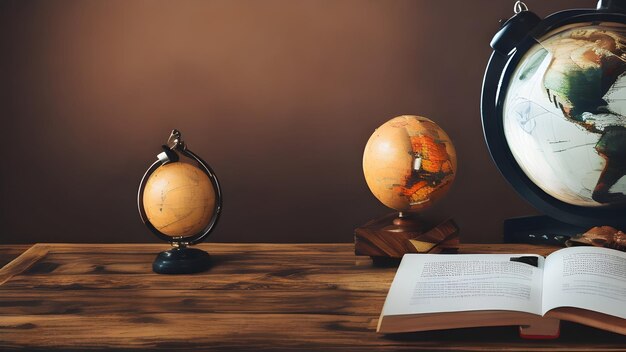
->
[153,246,212,274]
[138,129,223,275]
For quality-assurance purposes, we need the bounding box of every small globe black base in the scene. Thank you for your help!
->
[152,247,211,274]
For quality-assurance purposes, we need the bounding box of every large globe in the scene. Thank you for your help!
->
[142,161,216,237]
[504,22,626,207]
[363,115,457,212]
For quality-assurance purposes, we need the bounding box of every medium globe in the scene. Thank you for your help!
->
[363,115,457,212]
[142,162,216,237]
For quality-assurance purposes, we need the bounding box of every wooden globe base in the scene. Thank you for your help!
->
[391,213,424,231]
[354,213,459,259]
[152,247,211,274]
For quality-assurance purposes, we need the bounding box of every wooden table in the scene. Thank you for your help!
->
[1,243,625,351]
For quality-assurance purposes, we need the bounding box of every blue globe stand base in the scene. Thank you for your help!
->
[152,247,211,274]
[503,215,585,246]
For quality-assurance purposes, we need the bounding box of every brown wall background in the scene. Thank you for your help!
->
[0,0,591,244]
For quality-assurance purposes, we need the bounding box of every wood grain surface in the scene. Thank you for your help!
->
[0,243,625,351]
[0,245,32,269]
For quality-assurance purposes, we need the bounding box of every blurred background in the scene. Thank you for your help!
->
[0,0,591,244]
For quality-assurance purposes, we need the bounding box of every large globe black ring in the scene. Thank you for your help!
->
[137,147,223,245]
[481,6,626,229]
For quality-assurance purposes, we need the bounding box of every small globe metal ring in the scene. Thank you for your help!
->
[137,139,223,246]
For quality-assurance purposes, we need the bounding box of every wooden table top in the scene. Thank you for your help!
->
[1,243,625,351]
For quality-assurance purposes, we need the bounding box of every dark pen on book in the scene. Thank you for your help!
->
[510,256,539,267]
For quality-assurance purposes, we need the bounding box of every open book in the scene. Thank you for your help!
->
[377,246,626,338]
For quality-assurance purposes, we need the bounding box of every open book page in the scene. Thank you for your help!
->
[382,254,545,317]
[542,246,626,318]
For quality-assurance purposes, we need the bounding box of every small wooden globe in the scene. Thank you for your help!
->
[142,162,216,237]
[363,115,457,212]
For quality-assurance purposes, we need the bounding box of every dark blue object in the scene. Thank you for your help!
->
[510,256,539,267]
[503,215,584,246]
[152,247,212,274]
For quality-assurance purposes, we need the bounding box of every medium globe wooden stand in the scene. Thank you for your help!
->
[354,212,459,259]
